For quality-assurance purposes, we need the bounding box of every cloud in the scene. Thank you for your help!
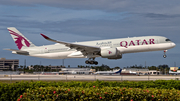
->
[1,0,180,14]
[0,11,179,40]
[144,13,180,20]
[0,0,128,11]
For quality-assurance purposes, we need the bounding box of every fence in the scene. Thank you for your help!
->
[0,74,180,83]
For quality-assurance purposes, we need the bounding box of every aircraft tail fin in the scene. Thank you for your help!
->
[7,27,36,50]
[115,69,122,74]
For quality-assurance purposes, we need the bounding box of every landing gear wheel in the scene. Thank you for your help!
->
[94,61,98,65]
[85,60,89,64]
[85,58,98,65]
[90,61,94,64]
[163,55,167,58]
[163,50,167,58]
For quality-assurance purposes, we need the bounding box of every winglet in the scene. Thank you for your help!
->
[40,33,50,39]
[40,33,59,43]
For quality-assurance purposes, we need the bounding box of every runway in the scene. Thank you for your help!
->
[0,75,179,81]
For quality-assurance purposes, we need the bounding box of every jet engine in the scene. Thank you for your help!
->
[100,48,122,59]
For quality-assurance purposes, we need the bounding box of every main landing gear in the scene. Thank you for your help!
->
[85,58,98,65]
[163,50,167,58]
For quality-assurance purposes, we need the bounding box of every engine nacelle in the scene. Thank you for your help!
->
[100,48,122,59]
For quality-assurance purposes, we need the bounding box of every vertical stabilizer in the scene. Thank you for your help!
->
[7,27,36,50]
[115,69,122,74]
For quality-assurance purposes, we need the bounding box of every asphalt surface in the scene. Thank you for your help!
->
[0,75,179,81]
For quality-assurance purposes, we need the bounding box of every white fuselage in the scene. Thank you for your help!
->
[16,36,176,59]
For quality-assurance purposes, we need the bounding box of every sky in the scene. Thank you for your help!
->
[0,0,179,68]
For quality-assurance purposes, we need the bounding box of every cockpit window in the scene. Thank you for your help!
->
[166,39,171,41]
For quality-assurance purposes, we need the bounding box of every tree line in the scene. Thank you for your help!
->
[13,64,169,74]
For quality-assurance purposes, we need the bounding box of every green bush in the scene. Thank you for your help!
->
[1,80,180,100]
[17,86,180,101]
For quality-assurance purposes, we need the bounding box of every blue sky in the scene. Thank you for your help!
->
[0,0,179,68]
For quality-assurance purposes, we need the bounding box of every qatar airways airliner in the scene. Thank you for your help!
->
[5,27,176,65]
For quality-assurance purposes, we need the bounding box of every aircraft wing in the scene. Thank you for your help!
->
[4,49,29,55]
[41,34,100,53]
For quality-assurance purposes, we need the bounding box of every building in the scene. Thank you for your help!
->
[33,67,95,75]
[0,58,19,71]
[122,68,160,75]
[148,70,161,75]
[28,65,64,70]
[61,68,95,74]
[48,66,62,70]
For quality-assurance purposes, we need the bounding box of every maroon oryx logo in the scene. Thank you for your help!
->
[108,50,112,54]
[8,29,30,50]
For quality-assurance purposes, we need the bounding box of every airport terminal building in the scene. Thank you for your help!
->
[0,58,19,71]
[122,68,160,75]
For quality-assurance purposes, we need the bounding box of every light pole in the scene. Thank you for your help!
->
[62,59,64,67]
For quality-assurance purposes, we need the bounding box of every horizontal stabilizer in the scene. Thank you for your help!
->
[4,49,29,55]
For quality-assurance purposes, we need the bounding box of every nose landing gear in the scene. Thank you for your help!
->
[163,50,167,58]
[85,58,98,65]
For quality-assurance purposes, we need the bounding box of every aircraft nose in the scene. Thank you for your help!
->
[171,42,176,47]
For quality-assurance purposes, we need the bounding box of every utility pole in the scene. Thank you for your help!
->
[62,59,65,67]
[174,62,176,67]
[40,61,42,72]
[24,59,26,73]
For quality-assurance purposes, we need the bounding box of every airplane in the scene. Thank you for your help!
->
[129,71,137,75]
[5,27,176,65]
[168,70,180,75]
[95,69,122,75]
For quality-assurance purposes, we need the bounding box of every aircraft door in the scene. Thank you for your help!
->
[41,47,49,53]
[44,48,49,53]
